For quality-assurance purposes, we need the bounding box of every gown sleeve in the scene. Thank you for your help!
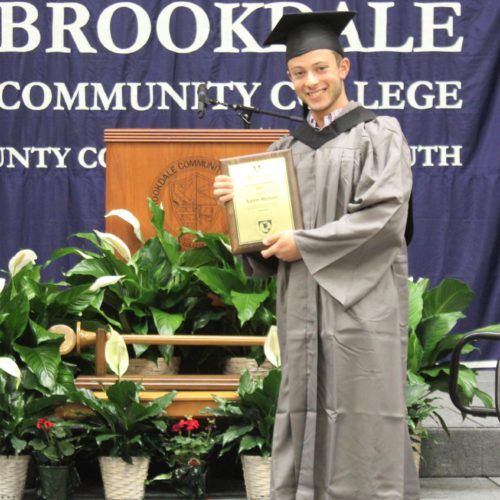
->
[293,117,412,308]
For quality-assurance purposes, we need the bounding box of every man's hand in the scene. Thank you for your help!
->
[213,175,234,206]
[261,231,302,262]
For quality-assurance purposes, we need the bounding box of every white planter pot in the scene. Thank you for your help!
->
[0,455,30,500]
[99,456,149,500]
[241,454,272,500]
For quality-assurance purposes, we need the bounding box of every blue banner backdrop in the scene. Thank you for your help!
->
[1,1,499,358]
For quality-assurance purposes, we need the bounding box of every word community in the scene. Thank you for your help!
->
[0,80,462,112]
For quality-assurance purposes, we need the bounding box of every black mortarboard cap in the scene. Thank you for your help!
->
[263,11,356,61]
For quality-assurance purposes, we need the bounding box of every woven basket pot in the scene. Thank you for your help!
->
[241,454,272,500]
[412,434,422,473]
[126,357,180,375]
[99,456,150,500]
[0,455,30,500]
[222,357,273,377]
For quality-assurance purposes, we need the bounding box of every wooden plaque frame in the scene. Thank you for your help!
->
[220,149,303,254]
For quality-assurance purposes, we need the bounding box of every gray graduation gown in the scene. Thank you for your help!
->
[243,102,420,500]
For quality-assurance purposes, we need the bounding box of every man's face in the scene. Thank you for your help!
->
[287,49,350,124]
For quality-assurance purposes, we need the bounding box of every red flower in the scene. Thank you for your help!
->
[187,457,201,467]
[185,419,199,432]
[36,418,54,432]
[171,423,183,433]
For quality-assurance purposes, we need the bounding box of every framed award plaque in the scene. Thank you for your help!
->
[220,149,303,254]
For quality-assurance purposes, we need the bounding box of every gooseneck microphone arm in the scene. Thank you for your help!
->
[196,84,303,128]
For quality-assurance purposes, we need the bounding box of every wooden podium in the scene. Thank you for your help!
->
[104,129,288,252]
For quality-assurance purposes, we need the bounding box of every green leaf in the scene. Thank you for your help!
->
[1,292,29,346]
[54,284,104,314]
[262,368,281,401]
[148,199,180,264]
[15,344,61,390]
[422,278,474,318]
[47,246,100,264]
[432,334,476,363]
[151,308,184,335]
[195,267,242,303]
[408,280,424,334]
[221,424,255,446]
[108,380,140,409]
[65,258,112,279]
[406,331,423,374]
[231,290,269,326]
[29,320,63,345]
[239,435,265,454]
[462,323,500,336]
[238,370,255,398]
[419,312,464,366]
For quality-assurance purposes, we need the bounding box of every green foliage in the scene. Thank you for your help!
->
[162,417,217,465]
[49,200,275,366]
[149,417,218,498]
[74,379,175,463]
[406,277,500,435]
[0,251,78,457]
[207,368,281,458]
[28,417,88,466]
[0,369,67,455]
[0,257,77,397]
[405,372,448,450]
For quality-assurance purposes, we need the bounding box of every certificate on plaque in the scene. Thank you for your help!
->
[220,149,303,254]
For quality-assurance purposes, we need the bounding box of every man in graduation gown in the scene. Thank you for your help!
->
[214,10,420,500]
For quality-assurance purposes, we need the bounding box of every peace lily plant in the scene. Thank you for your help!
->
[0,357,67,456]
[50,199,276,368]
[0,249,79,426]
[73,328,176,463]
[406,276,500,445]
[208,326,282,458]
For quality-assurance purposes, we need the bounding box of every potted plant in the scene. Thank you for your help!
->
[208,367,281,499]
[148,416,218,499]
[28,416,89,500]
[1,252,80,500]
[73,329,176,500]
[50,200,276,373]
[406,276,500,464]
[0,358,69,500]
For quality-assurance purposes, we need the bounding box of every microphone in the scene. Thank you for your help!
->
[197,83,208,119]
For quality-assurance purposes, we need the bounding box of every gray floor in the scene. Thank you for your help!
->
[421,477,500,499]
[419,368,500,499]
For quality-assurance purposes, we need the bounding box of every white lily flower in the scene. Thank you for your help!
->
[264,325,281,368]
[105,328,129,378]
[0,278,5,293]
[0,357,21,388]
[8,249,37,276]
[94,230,132,263]
[89,275,125,292]
[105,209,144,243]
